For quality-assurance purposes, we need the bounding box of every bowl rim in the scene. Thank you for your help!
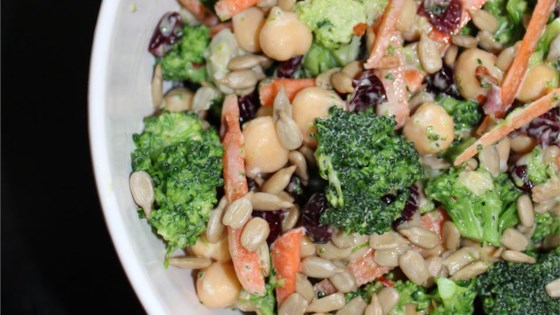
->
[88,1,163,314]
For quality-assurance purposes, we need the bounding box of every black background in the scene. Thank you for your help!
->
[2,1,146,313]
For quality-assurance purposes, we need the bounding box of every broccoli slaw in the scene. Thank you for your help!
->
[129,0,560,314]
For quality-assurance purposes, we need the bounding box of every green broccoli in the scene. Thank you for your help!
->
[426,167,521,246]
[483,0,526,45]
[435,94,482,143]
[384,277,475,314]
[314,107,423,234]
[159,25,210,83]
[295,0,367,49]
[302,37,362,76]
[360,0,389,23]
[131,111,223,258]
[345,281,384,303]
[237,273,282,315]
[476,247,560,315]
[388,280,432,315]
[532,212,560,243]
[430,278,477,315]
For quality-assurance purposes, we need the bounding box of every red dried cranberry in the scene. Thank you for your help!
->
[302,193,333,243]
[276,55,304,78]
[238,89,261,124]
[393,186,419,227]
[347,70,388,112]
[510,164,534,193]
[420,0,463,35]
[252,210,287,244]
[424,64,461,99]
[524,107,560,148]
[149,12,184,57]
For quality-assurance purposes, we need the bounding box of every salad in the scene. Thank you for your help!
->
[129,0,560,313]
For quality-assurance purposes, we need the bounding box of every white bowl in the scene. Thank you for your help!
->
[88,1,238,314]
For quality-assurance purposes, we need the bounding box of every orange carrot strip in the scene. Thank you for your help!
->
[498,0,556,116]
[210,22,233,36]
[403,68,425,93]
[215,0,260,21]
[353,23,368,36]
[271,228,304,305]
[178,0,219,26]
[420,208,450,239]
[454,89,560,166]
[347,249,392,286]
[364,0,405,69]
[259,78,316,107]
[222,95,266,295]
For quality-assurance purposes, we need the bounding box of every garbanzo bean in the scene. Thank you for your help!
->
[403,103,455,155]
[233,7,265,53]
[191,232,231,262]
[162,87,194,112]
[243,116,289,177]
[517,63,558,103]
[292,87,345,147]
[196,262,241,308]
[454,48,501,101]
[259,7,312,61]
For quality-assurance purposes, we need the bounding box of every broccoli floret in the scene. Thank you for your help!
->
[476,247,560,315]
[526,146,558,185]
[302,37,362,76]
[388,280,432,315]
[435,94,482,143]
[131,112,223,258]
[314,107,423,234]
[360,0,389,23]
[345,281,384,303]
[160,25,210,82]
[295,0,367,49]
[532,213,560,243]
[237,273,282,315]
[483,0,526,45]
[426,168,521,246]
[430,278,477,315]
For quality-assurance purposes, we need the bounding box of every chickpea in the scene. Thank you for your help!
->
[259,7,312,61]
[190,233,231,262]
[517,63,558,103]
[162,87,193,112]
[196,262,241,308]
[454,48,501,101]
[243,116,289,177]
[403,103,455,155]
[292,87,345,147]
[233,7,265,53]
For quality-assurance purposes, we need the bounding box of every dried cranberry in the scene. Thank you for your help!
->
[302,193,333,243]
[523,107,560,148]
[149,12,184,57]
[238,89,261,124]
[347,70,387,112]
[393,186,419,228]
[247,177,258,192]
[424,64,461,99]
[509,164,534,193]
[286,175,307,206]
[276,55,304,78]
[253,210,287,244]
[555,1,560,18]
[420,0,463,35]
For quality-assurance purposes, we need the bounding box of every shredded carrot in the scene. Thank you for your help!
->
[215,0,260,21]
[364,0,405,69]
[347,249,392,286]
[259,78,316,107]
[222,95,266,295]
[497,0,556,117]
[313,279,338,296]
[271,228,304,305]
[353,23,368,36]
[210,22,233,36]
[403,68,425,93]
[178,0,219,26]
[454,89,560,166]
[420,208,450,239]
